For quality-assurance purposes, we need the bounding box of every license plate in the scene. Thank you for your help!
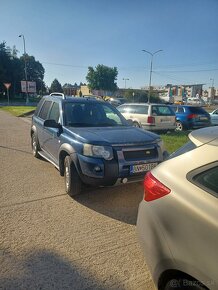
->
[130,162,158,174]
[199,116,207,121]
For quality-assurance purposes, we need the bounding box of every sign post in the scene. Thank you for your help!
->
[3,83,11,105]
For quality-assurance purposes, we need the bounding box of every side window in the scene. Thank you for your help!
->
[48,102,60,123]
[192,165,218,198]
[134,105,148,114]
[38,101,52,120]
[152,106,174,116]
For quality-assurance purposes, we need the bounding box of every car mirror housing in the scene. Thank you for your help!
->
[127,119,133,126]
[44,119,62,129]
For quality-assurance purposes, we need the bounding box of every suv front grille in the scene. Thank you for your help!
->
[123,148,158,161]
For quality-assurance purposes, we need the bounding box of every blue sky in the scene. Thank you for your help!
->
[1,0,218,89]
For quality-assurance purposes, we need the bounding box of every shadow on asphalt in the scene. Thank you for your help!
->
[74,182,144,225]
[0,249,124,290]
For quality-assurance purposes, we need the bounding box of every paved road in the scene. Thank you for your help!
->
[0,110,155,290]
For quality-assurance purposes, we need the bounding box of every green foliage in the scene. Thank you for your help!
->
[50,79,63,93]
[123,89,163,103]
[86,64,118,92]
[0,106,36,116]
[160,131,189,153]
[20,55,45,93]
[0,41,45,98]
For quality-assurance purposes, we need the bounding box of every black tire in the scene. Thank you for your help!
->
[176,121,183,131]
[64,156,82,197]
[164,277,206,290]
[31,133,40,158]
[133,121,140,128]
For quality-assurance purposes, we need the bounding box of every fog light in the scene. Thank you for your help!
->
[122,178,128,184]
[94,166,101,172]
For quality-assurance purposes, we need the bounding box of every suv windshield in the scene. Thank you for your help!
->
[64,102,127,127]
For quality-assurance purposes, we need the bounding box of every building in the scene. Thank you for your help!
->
[157,84,204,103]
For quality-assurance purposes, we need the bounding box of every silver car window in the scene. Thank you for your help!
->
[193,166,218,197]
[167,141,196,160]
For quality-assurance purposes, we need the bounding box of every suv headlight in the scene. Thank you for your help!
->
[83,144,113,160]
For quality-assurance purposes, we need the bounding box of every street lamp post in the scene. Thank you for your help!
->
[122,78,129,89]
[19,34,29,104]
[142,49,162,103]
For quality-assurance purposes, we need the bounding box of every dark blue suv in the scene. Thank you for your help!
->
[171,105,211,131]
[31,93,168,196]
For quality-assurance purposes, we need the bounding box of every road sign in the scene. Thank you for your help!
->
[3,83,11,89]
[21,81,36,93]
[3,83,11,105]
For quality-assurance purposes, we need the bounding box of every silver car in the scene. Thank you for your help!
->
[117,103,176,132]
[137,126,218,290]
[210,108,218,125]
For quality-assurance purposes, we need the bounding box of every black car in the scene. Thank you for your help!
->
[31,93,168,196]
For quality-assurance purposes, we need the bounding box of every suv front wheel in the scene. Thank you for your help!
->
[64,156,82,197]
[31,133,40,158]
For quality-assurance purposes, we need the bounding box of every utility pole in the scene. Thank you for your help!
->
[122,78,129,89]
[19,34,29,104]
[142,49,163,103]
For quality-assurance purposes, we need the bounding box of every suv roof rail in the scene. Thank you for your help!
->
[50,92,66,99]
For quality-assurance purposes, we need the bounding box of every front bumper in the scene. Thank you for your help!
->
[74,144,163,187]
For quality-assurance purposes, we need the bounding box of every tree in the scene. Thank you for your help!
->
[0,42,12,94]
[50,79,63,93]
[0,41,46,97]
[20,54,45,93]
[86,64,118,92]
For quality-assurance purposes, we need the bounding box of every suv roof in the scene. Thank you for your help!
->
[43,94,101,104]
[119,103,168,106]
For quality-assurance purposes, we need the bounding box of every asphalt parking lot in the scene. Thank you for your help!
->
[0,110,155,290]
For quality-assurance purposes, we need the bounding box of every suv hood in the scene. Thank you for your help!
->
[64,126,159,145]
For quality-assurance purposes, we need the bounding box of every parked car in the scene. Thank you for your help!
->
[137,126,218,290]
[106,97,124,107]
[117,103,176,132]
[31,93,168,196]
[171,105,211,131]
[210,107,218,125]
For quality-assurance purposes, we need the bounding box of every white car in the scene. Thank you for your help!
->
[210,108,218,125]
[137,126,218,290]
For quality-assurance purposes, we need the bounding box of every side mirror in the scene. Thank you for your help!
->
[44,119,62,129]
[127,119,133,126]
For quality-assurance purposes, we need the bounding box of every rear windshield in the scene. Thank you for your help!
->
[188,107,207,114]
[168,140,197,159]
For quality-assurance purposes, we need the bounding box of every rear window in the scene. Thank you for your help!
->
[193,166,218,197]
[168,141,196,159]
[188,107,208,114]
